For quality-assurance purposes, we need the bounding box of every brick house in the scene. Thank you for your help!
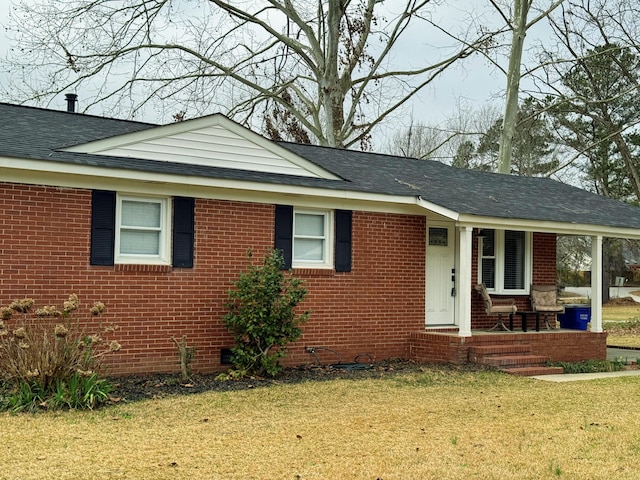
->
[2,102,640,375]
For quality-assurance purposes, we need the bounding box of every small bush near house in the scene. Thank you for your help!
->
[547,359,626,374]
[0,295,120,412]
[223,249,309,377]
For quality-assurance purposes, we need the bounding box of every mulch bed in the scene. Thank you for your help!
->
[108,359,489,403]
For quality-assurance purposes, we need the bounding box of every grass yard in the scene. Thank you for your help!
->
[603,298,640,347]
[2,369,640,479]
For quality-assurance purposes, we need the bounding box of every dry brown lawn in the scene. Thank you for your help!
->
[2,369,640,479]
[604,299,640,347]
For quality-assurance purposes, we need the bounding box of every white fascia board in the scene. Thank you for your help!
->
[458,215,640,240]
[59,114,340,180]
[0,157,422,214]
[416,196,460,221]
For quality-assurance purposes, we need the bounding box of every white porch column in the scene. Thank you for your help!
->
[591,235,603,333]
[458,226,473,337]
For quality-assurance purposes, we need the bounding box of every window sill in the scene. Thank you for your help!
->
[291,268,338,277]
[115,264,173,273]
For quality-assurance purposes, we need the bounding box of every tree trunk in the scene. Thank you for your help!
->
[498,0,530,174]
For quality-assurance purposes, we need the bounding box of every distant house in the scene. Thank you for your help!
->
[2,102,639,375]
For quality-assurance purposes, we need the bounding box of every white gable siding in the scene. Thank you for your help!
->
[95,125,321,177]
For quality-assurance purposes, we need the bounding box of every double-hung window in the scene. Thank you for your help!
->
[479,229,530,294]
[115,195,171,264]
[293,210,332,268]
[274,205,352,272]
[91,191,194,267]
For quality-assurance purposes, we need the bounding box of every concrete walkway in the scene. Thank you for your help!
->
[532,369,640,382]
[532,347,640,382]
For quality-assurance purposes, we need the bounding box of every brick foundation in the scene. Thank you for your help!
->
[409,330,608,364]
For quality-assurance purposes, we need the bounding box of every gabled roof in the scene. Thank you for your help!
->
[61,113,339,179]
[2,102,640,236]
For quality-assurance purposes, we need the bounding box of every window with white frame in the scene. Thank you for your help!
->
[292,210,333,268]
[479,229,530,294]
[115,195,171,264]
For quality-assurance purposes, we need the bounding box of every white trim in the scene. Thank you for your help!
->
[114,194,171,265]
[459,216,640,239]
[0,158,427,214]
[458,226,473,337]
[478,229,532,295]
[416,196,459,220]
[591,235,603,333]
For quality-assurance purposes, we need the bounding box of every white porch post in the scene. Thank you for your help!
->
[591,235,603,333]
[458,226,473,337]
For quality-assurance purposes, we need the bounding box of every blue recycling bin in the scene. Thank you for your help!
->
[558,305,591,330]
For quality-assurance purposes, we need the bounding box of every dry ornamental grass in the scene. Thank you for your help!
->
[2,367,640,479]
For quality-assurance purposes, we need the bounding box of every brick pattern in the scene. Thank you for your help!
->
[0,183,426,375]
[410,331,607,364]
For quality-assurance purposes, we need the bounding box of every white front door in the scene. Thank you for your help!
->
[425,223,456,326]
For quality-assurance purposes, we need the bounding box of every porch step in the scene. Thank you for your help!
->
[469,344,532,362]
[482,354,549,368]
[469,342,563,376]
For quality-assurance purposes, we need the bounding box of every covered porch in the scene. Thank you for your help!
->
[452,226,606,338]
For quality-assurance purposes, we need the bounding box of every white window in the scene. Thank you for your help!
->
[293,210,333,268]
[115,195,171,264]
[479,229,531,294]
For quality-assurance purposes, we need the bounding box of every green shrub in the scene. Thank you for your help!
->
[0,295,120,411]
[547,359,626,373]
[223,250,309,377]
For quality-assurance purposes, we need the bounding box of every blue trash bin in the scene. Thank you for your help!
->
[558,304,591,330]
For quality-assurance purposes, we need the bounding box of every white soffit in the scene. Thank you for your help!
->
[60,114,340,180]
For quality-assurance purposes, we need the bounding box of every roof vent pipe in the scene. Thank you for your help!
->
[65,93,78,113]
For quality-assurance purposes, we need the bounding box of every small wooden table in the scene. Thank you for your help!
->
[509,311,541,332]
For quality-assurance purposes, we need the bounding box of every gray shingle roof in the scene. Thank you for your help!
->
[2,102,640,230]
[279,142,640,228]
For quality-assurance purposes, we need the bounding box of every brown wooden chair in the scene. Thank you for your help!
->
[475,283,517,331]
[530,284,565,330]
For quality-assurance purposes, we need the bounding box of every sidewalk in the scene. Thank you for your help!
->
[533,369,640,382]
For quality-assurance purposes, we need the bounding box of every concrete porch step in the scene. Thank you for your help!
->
[482,354,549,368]
[502,366,565,376]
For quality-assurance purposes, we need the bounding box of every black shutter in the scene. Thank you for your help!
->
[274,205,293,270]
[172,197,195,268]
[335,210,352,272]
[90,190,116,266]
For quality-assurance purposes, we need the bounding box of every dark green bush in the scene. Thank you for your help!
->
[547,359,626,374]
[223,250,309,377]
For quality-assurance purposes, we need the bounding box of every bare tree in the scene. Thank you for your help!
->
[490,0,564,174]
[538,1,640,201]
[386,100,502,163]
[2,0,500,149]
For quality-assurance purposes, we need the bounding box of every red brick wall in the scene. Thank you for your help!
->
[0,183,426,375]
[471,232,557,330]
[290,212,426,366]
[410,331,607,364]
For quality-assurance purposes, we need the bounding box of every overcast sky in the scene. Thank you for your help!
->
[0,0,554,142]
